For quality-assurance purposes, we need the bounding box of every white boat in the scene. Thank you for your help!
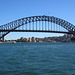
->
[12,41,16,43]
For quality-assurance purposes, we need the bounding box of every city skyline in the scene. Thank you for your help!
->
[6,34,73,43]
[0,0,75,40]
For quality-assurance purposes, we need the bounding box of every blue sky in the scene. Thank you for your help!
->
[0,0,75,40]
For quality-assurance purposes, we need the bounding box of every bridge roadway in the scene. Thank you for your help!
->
[0,30,75,34]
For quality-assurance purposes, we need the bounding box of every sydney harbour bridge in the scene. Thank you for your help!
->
[0,15,75,41]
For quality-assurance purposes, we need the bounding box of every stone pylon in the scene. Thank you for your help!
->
[2,36,5,41]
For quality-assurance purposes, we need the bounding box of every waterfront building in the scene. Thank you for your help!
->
[36,38,39,42]
[63,34,73,38]
[20,37,24,40]
[29,37,32,42]
[32,37,36,42]
[26,38,29,42]
[67,34,73,38]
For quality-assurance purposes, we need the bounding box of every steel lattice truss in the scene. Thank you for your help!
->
[0,15,75,39]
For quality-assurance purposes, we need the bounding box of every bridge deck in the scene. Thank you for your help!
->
[0,30,74,34]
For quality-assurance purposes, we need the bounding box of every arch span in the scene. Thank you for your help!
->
[0,15,75,39]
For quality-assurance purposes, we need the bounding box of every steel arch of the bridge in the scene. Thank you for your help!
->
[0,15,75,39]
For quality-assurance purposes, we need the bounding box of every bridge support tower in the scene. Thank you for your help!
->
[2,36,5,41]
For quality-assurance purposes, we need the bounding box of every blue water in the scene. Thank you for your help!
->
[0,42,75,75]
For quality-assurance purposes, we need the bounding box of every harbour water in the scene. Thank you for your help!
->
[0,42,75,75]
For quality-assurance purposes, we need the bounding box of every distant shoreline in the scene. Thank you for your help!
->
[0,41,75,43]
[0,42,6,43]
